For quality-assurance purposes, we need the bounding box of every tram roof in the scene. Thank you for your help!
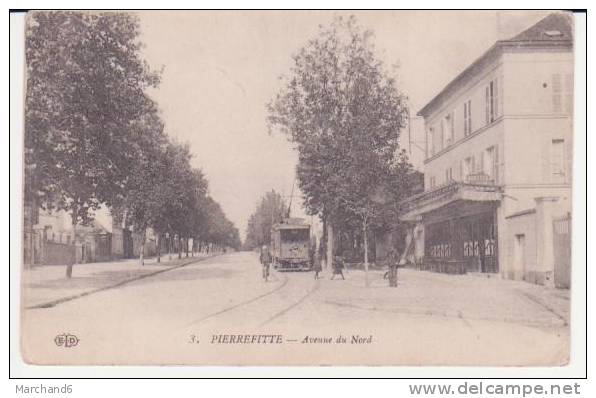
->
[272,223,310,230]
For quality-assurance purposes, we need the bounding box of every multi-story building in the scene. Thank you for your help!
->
[400,13,573,287]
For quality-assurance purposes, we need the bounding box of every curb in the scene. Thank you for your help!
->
[26,254,220,310]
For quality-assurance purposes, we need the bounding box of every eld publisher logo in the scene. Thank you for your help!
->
[54,333,79,348]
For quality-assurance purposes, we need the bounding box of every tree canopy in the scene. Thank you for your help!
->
[268,16,420,265]
[244,190,287,250]
[24,11,240,270]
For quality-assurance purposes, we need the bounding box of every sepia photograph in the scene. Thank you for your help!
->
[16,9,578,367]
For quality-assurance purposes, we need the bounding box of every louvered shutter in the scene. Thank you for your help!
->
[450,111,455,143]
[485,86,490,124]
[565,73,573,115]
[493,78,499,118]
[493,145,499,184]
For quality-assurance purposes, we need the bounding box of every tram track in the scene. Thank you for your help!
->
[258,278,320,327]
[183,271,290,327]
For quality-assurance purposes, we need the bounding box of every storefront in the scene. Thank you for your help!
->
[400,182,502,274]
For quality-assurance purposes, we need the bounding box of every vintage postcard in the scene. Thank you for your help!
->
[20,10,575,366]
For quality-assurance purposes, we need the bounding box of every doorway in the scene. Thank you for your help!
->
[514,234,526,281]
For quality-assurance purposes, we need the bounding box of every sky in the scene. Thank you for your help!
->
[137,10,550,241]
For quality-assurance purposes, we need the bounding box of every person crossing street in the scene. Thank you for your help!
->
[331,254,346,280]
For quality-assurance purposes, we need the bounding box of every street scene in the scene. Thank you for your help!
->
[22,251,569,365]
[20,10,574,366]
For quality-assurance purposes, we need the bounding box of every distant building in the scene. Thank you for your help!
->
[24,205,158,266]
[400,13,573,287]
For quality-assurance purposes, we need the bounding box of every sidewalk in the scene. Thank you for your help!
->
[22,253,214,309]
[318,268,570,329]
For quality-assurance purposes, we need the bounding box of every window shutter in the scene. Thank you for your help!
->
[493,145,499,184]
[565,73,573,115]
[485,86,490,124]
[450,111,455,142]
[463,103,467,136]
[468,100,472,133]
[493,78,499,118]
[479,151,484,174]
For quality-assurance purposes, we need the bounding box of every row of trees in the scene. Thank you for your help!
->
[25,11,240,276]
[243,190,287,250]
[267,16,422,286]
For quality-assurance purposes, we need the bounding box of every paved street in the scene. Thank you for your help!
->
[21,252,569,366]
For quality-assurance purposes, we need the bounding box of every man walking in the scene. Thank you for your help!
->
[260,245,272,282]
[387,249,400,287]
[312,246,322,280]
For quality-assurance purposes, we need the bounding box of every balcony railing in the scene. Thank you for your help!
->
[465,172,495,185]
[399,179,502,218]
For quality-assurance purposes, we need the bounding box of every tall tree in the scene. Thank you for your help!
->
[267,16,410,284]
[244,190,287,250]
[25,11,161,276]
[113,111,171,265]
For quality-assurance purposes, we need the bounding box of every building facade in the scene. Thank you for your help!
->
[24,206,159,266]
[400,13,573,287]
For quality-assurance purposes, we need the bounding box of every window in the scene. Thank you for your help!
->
[445,167,453,183]
[428,127,435,156]
[565,73,573,114]
[552,73,573,114]
[485,78,499,124]
[484,146,497,183]
[429,176,436,189]
[442,112,454,147]
[514,234,526,275]
[463,100,472,136]
[551,139,565,183]
[463,156,475,181]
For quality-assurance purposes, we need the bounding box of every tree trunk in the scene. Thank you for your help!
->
[363,220,370,288]
[66,207,77,278]
[321,215,327,268]
[139,228,146,266]
[185,237,189,258]
[168,234,173,261]
[326,222,333,271]
[156,233,161,263]
[178,235,182,259]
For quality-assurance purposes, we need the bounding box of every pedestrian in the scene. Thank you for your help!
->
[387,249,400,287]
[313,249,322,280]
[260,245,272,282]
[331,254,345,280]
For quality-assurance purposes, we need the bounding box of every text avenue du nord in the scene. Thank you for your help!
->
[207,334,373,344]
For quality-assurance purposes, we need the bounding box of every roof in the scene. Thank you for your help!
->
[418,13,573,118]
[507,13,573,42]
[76,219,111,235]
[273,223,310,230]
